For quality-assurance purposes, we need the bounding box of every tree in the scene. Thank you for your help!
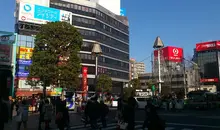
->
[129,79,141,89]
[123,87,135,101]
[96,74,112,92]
[27,22,82,90]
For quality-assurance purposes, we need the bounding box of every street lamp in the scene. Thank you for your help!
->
[91,42,102,95]
[153,36,164,95]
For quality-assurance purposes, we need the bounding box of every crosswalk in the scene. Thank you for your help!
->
[68,122,194,130]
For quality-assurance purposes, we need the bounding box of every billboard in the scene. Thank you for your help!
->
[196,41,220,52]
[154,46,183,62]
[82,67,88,94]
[120,8,126,16]
[18,2,72,25]
[17,47,33,60]
[0,44,13,65]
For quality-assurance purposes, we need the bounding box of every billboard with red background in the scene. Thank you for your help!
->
[196,41,220,52]
[82,67,88,95]
[154,46,183,62]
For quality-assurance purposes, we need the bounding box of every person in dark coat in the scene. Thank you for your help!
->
[100,100,109,128]
[122,96,137,130]
[38,98,45,130]
[55,101,68,130]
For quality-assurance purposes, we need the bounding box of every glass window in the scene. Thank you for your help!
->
[20,35,26,41]
[20,41,26,47]
[78,5,81,10]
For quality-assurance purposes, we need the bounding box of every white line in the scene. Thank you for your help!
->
[135,121,220,129]
[166,123,220,129]
[181,129,193,130]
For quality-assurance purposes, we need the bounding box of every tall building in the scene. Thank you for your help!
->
[153,46,184,94]
[129,58,145,80]
[14,0,129,96]
[193,41,220,91]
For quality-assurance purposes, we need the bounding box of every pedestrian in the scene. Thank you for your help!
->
[42,99,53,130]
[100,100,109,128]
[55,101,67,130]
[0,96,9,130]
[38,97,45,130]
[16,99,29,130]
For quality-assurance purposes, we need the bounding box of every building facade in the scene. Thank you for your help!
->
[193,41,220,91]
[129,58,145,80]
[15,0,129,95]
[138,73,152,89]
[153,46,185,94]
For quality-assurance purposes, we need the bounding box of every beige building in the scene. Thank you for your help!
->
[129,58,145,80]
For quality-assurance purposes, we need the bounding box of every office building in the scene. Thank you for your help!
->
[129,58,145,80]
[193,41,220,91]
[153,46,184,94]
[15,0,129,95]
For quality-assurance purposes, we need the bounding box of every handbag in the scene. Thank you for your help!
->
[117,120,128,130]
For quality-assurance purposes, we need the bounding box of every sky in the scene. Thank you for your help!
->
[1,0,220,72]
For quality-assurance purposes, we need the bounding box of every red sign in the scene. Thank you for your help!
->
[196,41,220,52]
[154,46,183,62]
[82,67,88,94]
[200,78,219,83]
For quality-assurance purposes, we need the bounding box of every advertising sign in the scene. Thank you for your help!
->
[0,35,16,44]
[0,44,12,65]
[154,46,183,62]
[200,78,219,83]
[82,67,88,94]
[18,2,72,25]
[120,8,126,16]
[17,47,33,60]
[196,41,220,52]
[17,59,32,65]
[16,72,29,77]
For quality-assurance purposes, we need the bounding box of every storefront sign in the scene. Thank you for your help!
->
[17,59,32,65]
[200,78,219,83]
[16,72,29,77]
[17,47,33,60]
[0,44,12,65]
[196,41,220,52]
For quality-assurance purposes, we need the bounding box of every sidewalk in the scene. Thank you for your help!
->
[4,112,82,130]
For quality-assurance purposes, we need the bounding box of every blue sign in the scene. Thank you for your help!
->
[17,59,32,65]
[34,5,60,22]
[16,72,29,77]
[120,8,126,16]
[24,4,32,12]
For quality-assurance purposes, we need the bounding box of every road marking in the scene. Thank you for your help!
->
[198,116,220,119]
[167,122,220,129]
[159,113,190,116]
[181,129,193,130]
[136,121,220,129]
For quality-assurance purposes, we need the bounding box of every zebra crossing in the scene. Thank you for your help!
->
[67,122,194,130]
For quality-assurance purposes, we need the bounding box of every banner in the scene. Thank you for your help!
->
[17,59,32,65]
[200,78,219,83]
[18,2,72,25]
[82,67,88,93]
[0,44,12,65]
[196,41,220,52]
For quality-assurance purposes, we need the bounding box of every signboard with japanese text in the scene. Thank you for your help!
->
[82,67,88,93]
[196,41,220,52]
[18,2,72,25]
[17,47,33,60]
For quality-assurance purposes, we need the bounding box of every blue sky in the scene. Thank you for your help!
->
[1,0,220,72]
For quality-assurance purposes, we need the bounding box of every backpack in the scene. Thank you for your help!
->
[1,101,9,123]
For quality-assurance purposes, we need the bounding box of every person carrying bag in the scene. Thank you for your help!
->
[16,100,29,130]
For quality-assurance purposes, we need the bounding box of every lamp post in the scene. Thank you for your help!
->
[153,36,164,95]
[91,42,102,95]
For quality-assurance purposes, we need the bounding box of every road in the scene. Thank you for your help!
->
[5,109,220,130]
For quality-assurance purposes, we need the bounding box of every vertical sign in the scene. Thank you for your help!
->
[82,67,88,96]
[0,44,12,65]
